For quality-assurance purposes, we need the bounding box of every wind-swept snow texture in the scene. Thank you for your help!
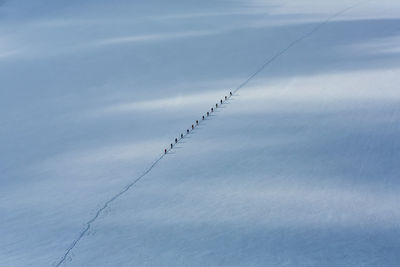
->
[53,2,371,266]
[1,0,400,266]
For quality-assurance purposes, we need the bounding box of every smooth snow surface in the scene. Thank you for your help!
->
[1,0,400,266]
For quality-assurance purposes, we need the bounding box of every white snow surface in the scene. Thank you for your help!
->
[1,0,400,266]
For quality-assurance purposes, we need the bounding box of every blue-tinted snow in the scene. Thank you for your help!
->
[1,0,400,266]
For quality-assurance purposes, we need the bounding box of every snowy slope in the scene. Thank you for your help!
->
[1,0,400,266]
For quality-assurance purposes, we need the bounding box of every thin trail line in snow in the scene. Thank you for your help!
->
[233,0,370,94]
[54,1,368,266]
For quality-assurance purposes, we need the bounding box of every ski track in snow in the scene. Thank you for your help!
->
[54,1,369,266]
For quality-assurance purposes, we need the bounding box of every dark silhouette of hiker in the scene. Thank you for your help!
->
[170,143,173,149]
[196,120,199,125]
[230,91,232,96]
[164,149,167,154]
[181,133,183,138]
[175,138,178,143]
[202,115,205,120]
[207,112,209,116]
[192,124,194,130]
[211,108,214,112]
[220,99,223,104]
[216,103,218,108]
[187,129,189,134]
[225,96,227,100]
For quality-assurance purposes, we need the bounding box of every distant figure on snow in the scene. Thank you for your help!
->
[220,99,223,104]
[216,103,218,108]
[187,129,189,134]
[196,120,199,125]
[207,112,209,116]
[202,115,205,120]
[230,91,232,96]
[225,96,227,100]
[170,143,173,149]
[181,133,183,138]
[164,148,167,154]
[192,124,194,129]
[175,138,178,143]
[211,108,214,112]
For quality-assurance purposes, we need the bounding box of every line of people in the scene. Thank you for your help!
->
[165,91,233,154]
